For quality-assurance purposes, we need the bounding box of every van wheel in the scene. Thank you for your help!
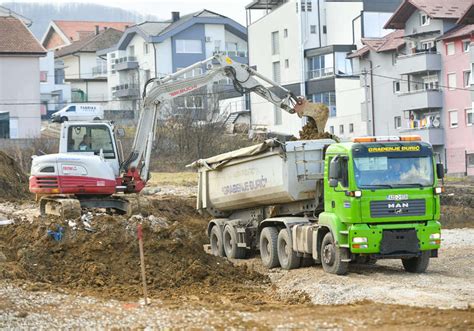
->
[223,225,246,259]
[402,251,430,273]
[278,228,301,270]
[259,227,280,268]
[321,232,349,275]
[61,116,68,122]
[209,225,225,257]
[93,117,100,120]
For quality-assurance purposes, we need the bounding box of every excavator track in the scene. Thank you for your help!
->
[39,196,82,219]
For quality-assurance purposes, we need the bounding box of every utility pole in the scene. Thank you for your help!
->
[362,68,372,136]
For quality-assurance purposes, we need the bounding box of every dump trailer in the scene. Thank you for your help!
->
[191,136,444,275]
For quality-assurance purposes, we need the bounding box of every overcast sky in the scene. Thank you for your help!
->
[6,0,254,25]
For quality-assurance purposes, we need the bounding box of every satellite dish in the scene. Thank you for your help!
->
[432,117,440,128]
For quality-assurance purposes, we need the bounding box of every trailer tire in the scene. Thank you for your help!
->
[402,250,430,273]
[321,232,349,275]
[277,228,301,270]
[259,227,280,268]
[223,225,246,259]
[210,225,225,257]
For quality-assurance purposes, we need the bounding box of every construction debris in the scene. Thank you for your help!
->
[0,151,30,200]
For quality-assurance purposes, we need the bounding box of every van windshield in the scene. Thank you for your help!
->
[67,125,115,159]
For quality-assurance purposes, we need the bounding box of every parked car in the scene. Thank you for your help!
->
[51,104,104,123]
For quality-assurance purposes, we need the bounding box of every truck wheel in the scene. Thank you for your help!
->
[223,225,246,259]
[277,228,301,270]
[321,232,349,275]
[61,116,68,122]
[210,225,225,257]
[93,117,100,120]
[259,227,280,268]
[301,257,315,267]
[402,251,430,273]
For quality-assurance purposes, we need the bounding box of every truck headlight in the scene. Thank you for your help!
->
[429,233,440,239]
[353,237,367,243]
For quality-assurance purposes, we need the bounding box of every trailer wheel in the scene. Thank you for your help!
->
[277,228,301,270]
[259,227,280,268]
[223,225,246,259]
[402,251,430,273]
[209,225,225,257]
[321,232,349,275]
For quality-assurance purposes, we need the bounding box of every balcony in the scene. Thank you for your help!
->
[213,50,248,63]
[307,67,334,80]
[115,56,138,71]
[397,89,442,111]
[396,52,441,75]
[400,127,444,145]
[92,64,107,77]
[112,84,139,98]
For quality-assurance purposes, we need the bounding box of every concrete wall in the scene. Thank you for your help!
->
[0,56,41,138]
[442,36,474,175]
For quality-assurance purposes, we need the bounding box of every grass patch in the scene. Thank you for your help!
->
[149,172,198,187]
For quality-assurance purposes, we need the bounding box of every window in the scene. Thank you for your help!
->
[177,96,203,109]
[272,61,281,83]
[394,116,402,129]
[40,71,48,82]
[466,108,473,126]
[463,40,470,53]
[271,31,279,55]
[463,71,471,87]
[311,92,336,117]
[66,106,76,112]
[307,1,312,12]
[310,25,316,34]
[393,81,401,93]
[284,29,288,38]
[446,42,455,55]
[392,53,398,65]
[449,110,458,128]
[468,154,474,167]
[176,40,202,54]
[143,42,149,54]
[339,124,344,134]
[421,40,435,51]
[308,53,334,79]
[423,75,439,90]
[349,123,354,133]
[285,59,289,68]
[128,45,135,56]
[420,13,430,26]
[447,73,457,90]
[329,126,334,134]
[322,25,327,34]
[67,125,115,159]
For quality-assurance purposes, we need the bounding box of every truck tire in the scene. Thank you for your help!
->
[277,228,301,270]
[321,232,349,275]
[210,225,225,257]
[402,251,430,273]
[259,227,280,268]
[223,225,246,259]
[93,117,100,121]
[61,116,68,123]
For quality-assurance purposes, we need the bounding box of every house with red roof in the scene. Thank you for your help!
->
[0,15,46,138]
[41,20,132,50]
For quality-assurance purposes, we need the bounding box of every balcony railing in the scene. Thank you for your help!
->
[112,83,139,98]
[92,64,107,77]
[115,56,137,64]
[213,50,248,58]
[397,88,443,111]
[396,51,441,74]
[115,56,139,71]
[307,67,334,80]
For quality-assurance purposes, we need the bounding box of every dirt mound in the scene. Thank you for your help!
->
[0,197,268,302]
[298,120,340,141]
[440,184,474,229]
[0,151,30,200]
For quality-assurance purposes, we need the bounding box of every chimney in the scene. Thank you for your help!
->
[95,25,100,35]
[172,11,180,22]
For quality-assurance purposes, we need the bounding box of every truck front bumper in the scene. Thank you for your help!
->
[348,220,441,257]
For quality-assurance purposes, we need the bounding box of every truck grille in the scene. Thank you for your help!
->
[370,199,425,218]
[36,177,59,189]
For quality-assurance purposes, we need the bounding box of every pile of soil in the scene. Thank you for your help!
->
[0,151,30,200]
[440,184,474,229]
[298,120,340,141]
[0,197,268,302]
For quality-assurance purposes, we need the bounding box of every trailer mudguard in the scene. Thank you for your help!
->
[258,217,313,233]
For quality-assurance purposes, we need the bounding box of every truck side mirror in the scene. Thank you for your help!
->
[329,157,341,179]
[436,163,444,179]
[329,178,338,187]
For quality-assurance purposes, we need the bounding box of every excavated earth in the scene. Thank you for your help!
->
[0,151,30,200]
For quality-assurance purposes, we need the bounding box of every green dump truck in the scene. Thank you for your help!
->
[191,135,443,275]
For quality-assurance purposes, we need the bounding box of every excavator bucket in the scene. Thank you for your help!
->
[293,100,329,134]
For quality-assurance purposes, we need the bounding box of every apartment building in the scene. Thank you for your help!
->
[0,15,46,138]
[39,51,71,118]
[382,0,473,170]
[439,25,474,176]
[101,10,248,120]
[246,0,401,137]
[54,28,123,104]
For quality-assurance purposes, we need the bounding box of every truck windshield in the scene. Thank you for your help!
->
[353,156,434,189]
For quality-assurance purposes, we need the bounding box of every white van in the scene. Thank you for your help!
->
[51,104,104,123]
